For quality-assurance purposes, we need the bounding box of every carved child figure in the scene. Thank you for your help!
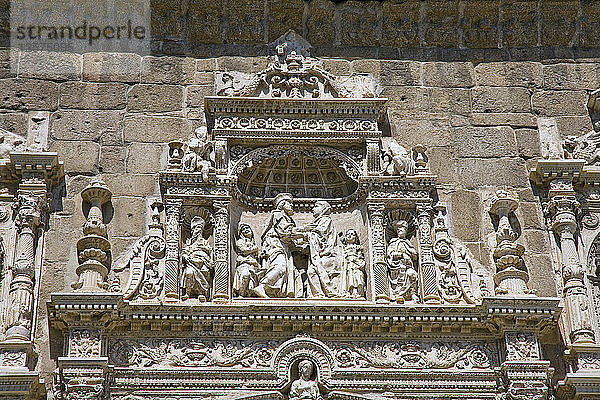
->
[386,219,419,303]
[289,359,323,400]
[182,126,214,181]
[181,215,213,301]
[341,229,366,299]
[233,222,260,297]
[381,138,413,176]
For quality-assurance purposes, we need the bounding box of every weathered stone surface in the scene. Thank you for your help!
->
[380,61,421,86]
[390,117,452,148]
[471,87,531,113]
[127,84,184,113]
[532,90,588,117]
[519,202,545,230]
[452,126,517,158]
[338,1,380,47]
[126,142,165,173]
[0,112,28,135]
[322,59,351,76]
[427,146,457,185]
[19,50,81,81]
[540,1,578,47]
[123,115,192,143]
[99,145,127,174]
[383,86,429,116]
[422,1,459,47]
[83,53,141,83]
[461,1,499,48]
[381,1,420,48]
[522,229,550,254]
[450,190,481,242]
[216,56,268,73]
[186,85,214,108]
[581,0,600,48]
[474,62,542,88]
[515,128,541,159]
[141,56,195,84]
[471,113,537,128]
[526,254,558,297]
[108,196,146,238]
[500,1,538,47]
[542,63,600,90]
[221,0,265,44]
[428,88,471,116]
[59,82,128,110]
[306,0,336,45]
[0,78,58,110]
[0,47,18,79]
[196,58,217,72]
[50,110,124,144]
[48,140,99,174]
[101,173,157,197]
[266,0,304,42]
[423,62,474,88]
[457,157,528,188]
[555,116,592,138]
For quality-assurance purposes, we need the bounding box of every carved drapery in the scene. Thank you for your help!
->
[5,190,45,341]
[163,199,182,302]
[546,180,595,344]
[367,202,389,303]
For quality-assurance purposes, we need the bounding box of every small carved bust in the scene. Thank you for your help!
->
[289,359,323,400]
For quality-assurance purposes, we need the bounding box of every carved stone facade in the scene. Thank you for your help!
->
[3,7,600,398]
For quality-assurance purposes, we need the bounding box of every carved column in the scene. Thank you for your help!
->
[416,202,439,304]
[73,180,112,292]
[163,199,182,302]
[212,200,230,302]
[499,331,551,400]
[5,190,45,341]
[366,139,380,175]
[367,202,389,303]
[546,180,595,344]
[489,190,531,296]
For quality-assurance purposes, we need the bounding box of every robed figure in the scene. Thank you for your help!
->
[253,193,303,298]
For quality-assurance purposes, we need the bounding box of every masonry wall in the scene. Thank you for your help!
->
[2,0,598,388]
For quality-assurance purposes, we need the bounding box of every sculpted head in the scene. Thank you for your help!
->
[298,359,313,379]
[239,222,254,239]
[393,219,409,239]
[274,193,294,215]
[190,216,206,238]
[345,229,359,244]
[312,200,331,218]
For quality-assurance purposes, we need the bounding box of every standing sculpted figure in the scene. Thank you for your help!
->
[381,137,414,176]
[297,201,339,298]
[182,126,214,181]
[181,215,213,301]
[341,229,366,299]
[386,219,419,303]
[253,193,302,298]
[289,360,323,400]
[233,222,260,297]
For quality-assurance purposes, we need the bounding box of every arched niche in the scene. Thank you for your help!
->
[232,145,362,211]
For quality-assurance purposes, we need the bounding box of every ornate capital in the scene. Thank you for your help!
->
[13,190,46,234]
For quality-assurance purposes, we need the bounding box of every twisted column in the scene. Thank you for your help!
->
[163,199,182,302]
[546,180,595,344]
[367,202,389,303]
[212,200,230,302]
[416,202,439,304]
[5,191,45,340]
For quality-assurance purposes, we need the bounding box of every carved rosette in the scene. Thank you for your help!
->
[73,180,112,292]
[545,180,595,344]
[5,190,46,341]
[489,190,531,296]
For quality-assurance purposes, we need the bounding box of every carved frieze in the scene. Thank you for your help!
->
[68,329,101,358]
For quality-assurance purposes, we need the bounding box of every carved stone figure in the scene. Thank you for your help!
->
[181,215,213,301]
[181,126,214,181]
[386,219,419,303]
[340,229,366,299]
[233,222,260,297]
[297,201,339,298]
[289,359,323,400]
[253,193,302,298]
[381,138,413,176]
[563,89,600,165]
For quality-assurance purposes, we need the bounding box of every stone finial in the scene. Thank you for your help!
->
[489,190,532,296]
[73,180,112,292]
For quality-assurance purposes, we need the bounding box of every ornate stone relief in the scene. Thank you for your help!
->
[68,329,101,358]
[505,332,540,361]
